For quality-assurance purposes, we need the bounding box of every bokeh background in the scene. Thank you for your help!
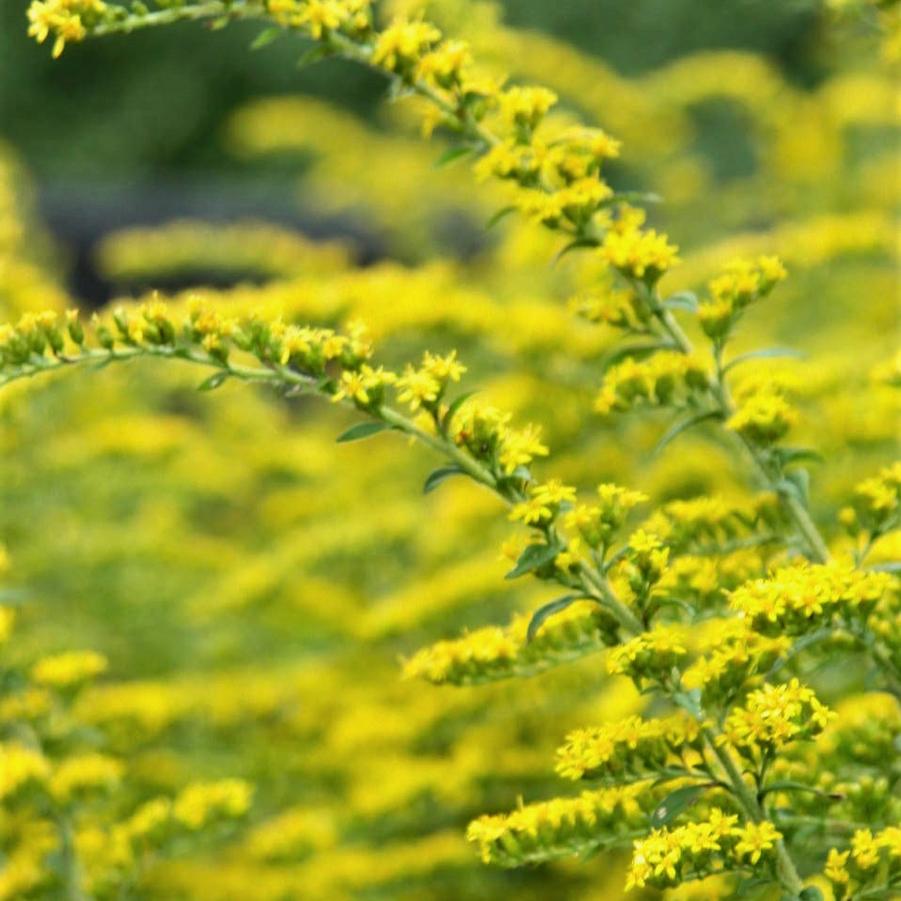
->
[1,0,898,898]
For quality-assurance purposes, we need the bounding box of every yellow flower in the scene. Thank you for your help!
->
[0,743,50,799]
[726,391,797,444]
[372,19,442,72]
[172,779,253,830]
[51,753,122,801]
[851,828,880,869]
[496,86,558,131]
[31,649,108,688]
[332,364,396,406]
[602,227,679,281]
[0,607,14,644]
[733,821,781,864]
[825,848,850,884]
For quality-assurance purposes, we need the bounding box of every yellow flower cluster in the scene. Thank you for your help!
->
[682,623,790,704]
[641,493,785,552]
[569,284,644,332]
[30,649,108,688]
[625,527,671,583]
[50,752,123,801]
[451,402,548,476]
[0,742,50,799]
[606,625,688,688]
[627,812,782,891]
[172,779,254,829]
[26,0,108,58]
[564,483,648,549]
[824,826,901,900]
[402,600,619,685]
[728,561,895,634]
[555,713,701,781]
[594,351,710,416]
[509,479,576,527]
[840,461,901,539]
[726,390,798,445]
[97,219,350,283]
[721,678,834,753]
[466,783,646,867]
[267,0,371,40]
[698,256,787,340]
[602,225,680,283]
[395,350,466,413]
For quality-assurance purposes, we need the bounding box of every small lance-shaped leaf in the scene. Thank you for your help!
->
[423,465,466,494]
[654,410,722,455]
[197,371,231,391]
[600,341,671,372]
[486,205,517,230]
[723,347,805,374]
[526,595,592,642]
[336,421,392,443]
[650,784,710,827]
[434,145,475,168]
[663,291,698,313]
[774,447,824,467]
[297,45,331,69]
[250,27,282,50]
[552,237,600,266]
[505,542,560,580]
[441,390,479,432]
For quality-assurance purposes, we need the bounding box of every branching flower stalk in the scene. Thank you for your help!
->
[13,2,901,898]
[0,305,643,639]
[26,0,835,565]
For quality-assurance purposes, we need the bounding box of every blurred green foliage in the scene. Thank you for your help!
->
[2,0,826,183]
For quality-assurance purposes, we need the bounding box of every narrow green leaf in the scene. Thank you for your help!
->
[423,465,465,494]
[663,291,698,313]
[485,205,517,230]
[505,543,560,580]
[442,389,478,431]
[723,347,805,374]
[552,237,599,266]
[776,447,824,467]
[297,45,330,69]
[654,410,721,455]
[600,341,670,371]
[250,27,282,50]
[197,371,231,392]
[434,145,474,169]
[336,421,391,443]
[672,688,702,718]
[872,561,901,573]
[650,784,708,827]
[526,595,589,642]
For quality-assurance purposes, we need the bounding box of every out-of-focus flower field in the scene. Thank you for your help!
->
[1,0,898,898]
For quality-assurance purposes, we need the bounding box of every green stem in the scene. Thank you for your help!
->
[3,340,650,638]
[93,0,259,35]
[701,728,805,896]
[56,813,88,901]
[638,283,831,564]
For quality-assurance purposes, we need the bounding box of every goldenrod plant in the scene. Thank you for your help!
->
[3,0,899,898]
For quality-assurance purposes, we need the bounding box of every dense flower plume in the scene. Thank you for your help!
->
[3,0,899,898]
